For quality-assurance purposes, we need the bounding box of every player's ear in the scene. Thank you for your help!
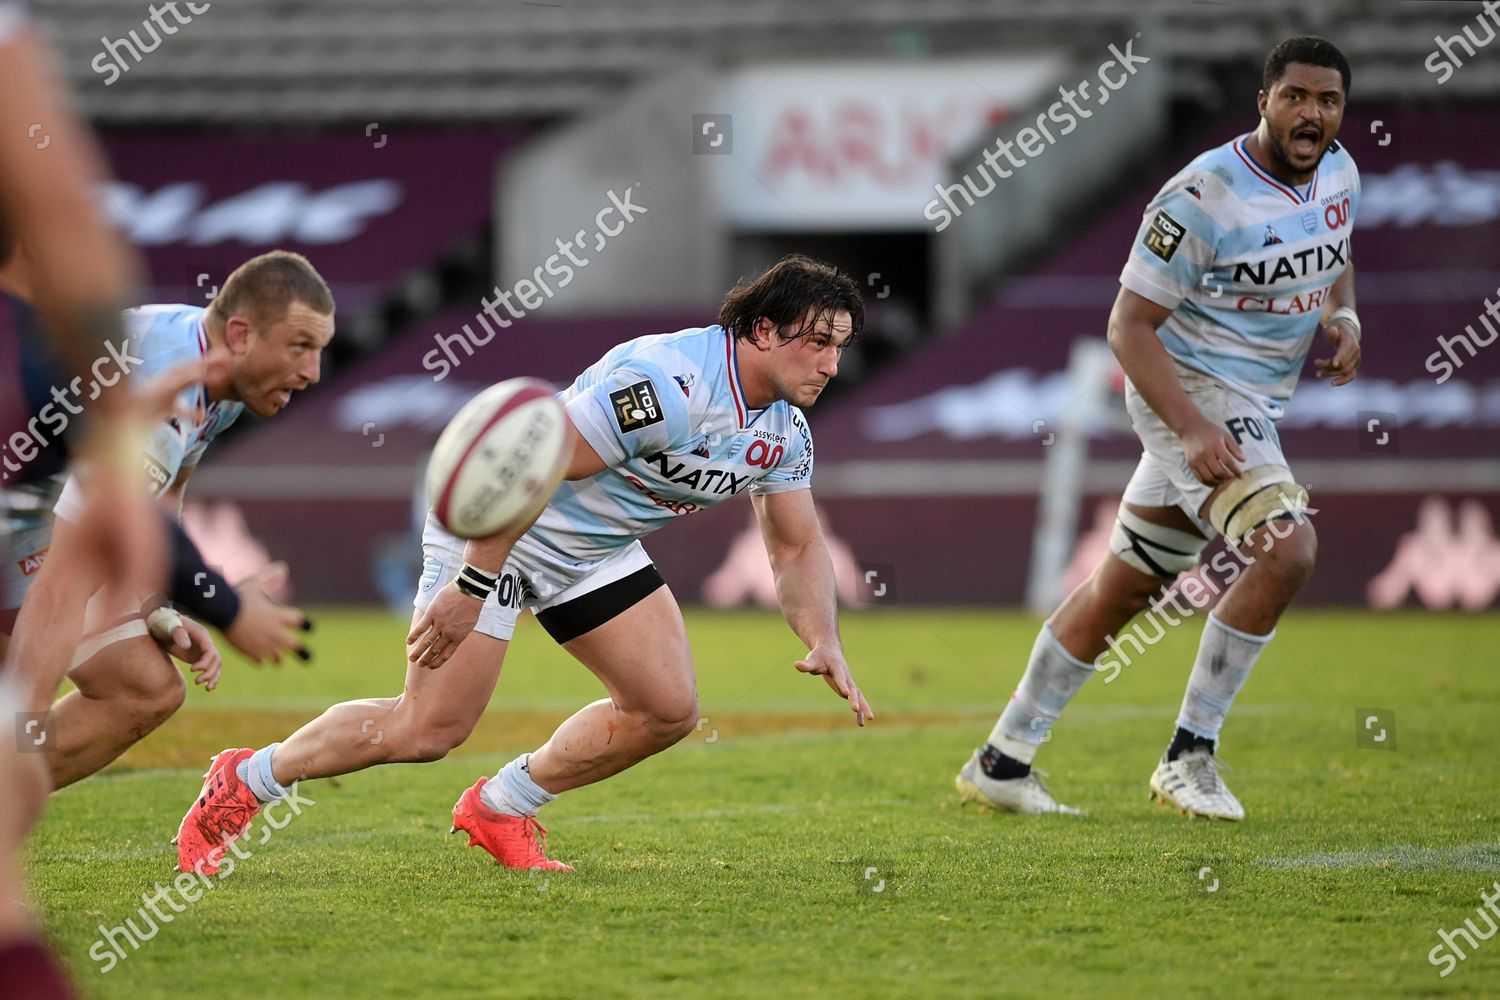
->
[1256,89,1269,118]
[222,314,253,355]
[751,316,776,350]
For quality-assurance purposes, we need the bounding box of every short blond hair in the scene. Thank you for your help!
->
[210,250,334,328]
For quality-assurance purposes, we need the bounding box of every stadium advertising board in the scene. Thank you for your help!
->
[99,129,526,310]
[713,56,1067,229]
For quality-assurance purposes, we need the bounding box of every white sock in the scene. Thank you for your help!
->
[236,743,287,804]
[1175,613,1273,742]
[479,753,556,817]
[987,623,1097,764]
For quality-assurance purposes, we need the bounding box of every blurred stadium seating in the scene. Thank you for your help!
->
[39,0,1500,123]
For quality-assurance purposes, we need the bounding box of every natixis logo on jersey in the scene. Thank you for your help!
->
[1234,236,1349,285]
[641,453,756,498]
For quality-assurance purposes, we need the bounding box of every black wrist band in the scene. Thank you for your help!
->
[165,516,242,628]
[455,563,499,601]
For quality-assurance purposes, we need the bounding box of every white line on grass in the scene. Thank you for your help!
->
[42,800,921,863]
[1259,844,1500,872]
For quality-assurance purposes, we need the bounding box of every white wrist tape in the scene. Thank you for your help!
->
[1326,306,1361,341]
[147,606,185,643]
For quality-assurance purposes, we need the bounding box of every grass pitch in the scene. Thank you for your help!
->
[24,608,1500,998]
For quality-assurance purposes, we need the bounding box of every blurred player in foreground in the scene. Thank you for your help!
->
[0,2,166,994]
[959,36,1361,819]
[176,254,874,874]
[6,250,333,790]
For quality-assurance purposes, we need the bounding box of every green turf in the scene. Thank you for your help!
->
[24,608,1500,998]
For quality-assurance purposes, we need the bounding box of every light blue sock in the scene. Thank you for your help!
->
[479,753,556,817]
[1176,613,1273,741]
[988,623,1096,764]
[237,743,288,804]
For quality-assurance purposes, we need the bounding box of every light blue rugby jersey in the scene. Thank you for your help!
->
[128,304,245,491]
[527,324,813,564]
[1120,133,1360,420]
[55,304,243,519]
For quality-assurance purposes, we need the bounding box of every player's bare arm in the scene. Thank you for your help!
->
[1108,287,1245,486]
[1315,261,1360,385]
[752,488,873,726]
[407,416,607,669]
[8,520,103,713]
[152,461,230,684]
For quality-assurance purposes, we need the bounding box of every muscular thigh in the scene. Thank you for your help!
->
[399,610,509,730]
[68,634,175,699]
[561,586,695,714]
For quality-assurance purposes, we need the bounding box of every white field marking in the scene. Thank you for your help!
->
[61,832,1500,870]
[43,800,918,863]
[40,828,390,863]
[65,700,1317,789]
[1259,844,1500,873]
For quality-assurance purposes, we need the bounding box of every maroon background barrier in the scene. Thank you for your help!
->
[99,128,527,311]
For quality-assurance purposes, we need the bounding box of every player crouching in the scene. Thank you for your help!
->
[175,254,874,875]
[6,252,332,792]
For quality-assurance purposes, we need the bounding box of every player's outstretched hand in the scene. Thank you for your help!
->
[224,562,312,666]
[407,583,481,670]
[165,615,223,691]
[795,645,874,727]
[1180,414,1245,487]
[1314,321,1361,386]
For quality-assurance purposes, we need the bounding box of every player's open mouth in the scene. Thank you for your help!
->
[274,389,292,407]
[1291,128,1319,155]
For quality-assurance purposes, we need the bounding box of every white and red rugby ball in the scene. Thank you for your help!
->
[427,377,570,539]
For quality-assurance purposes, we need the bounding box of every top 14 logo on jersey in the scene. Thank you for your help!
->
[1144,210,1185,262]
[610,380,663,432]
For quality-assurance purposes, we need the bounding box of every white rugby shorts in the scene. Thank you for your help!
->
[1121,367,1292,539]
[412,512,654,642]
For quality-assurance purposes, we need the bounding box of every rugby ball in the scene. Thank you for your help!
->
[427,377,570,539]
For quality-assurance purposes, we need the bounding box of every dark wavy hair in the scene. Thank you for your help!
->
[1264,36,1351,96]
[718,253,863,345]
